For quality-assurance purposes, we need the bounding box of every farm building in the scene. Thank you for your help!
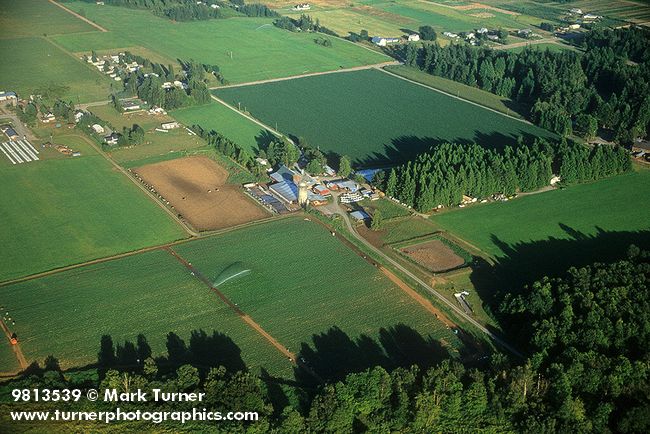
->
[0,91,17,101]
[313,184,330,196]
[371,36,400,46]
[121,100,141,111]
[270,165,297,183]
[91,124,105,134]
[350,210,370,221]
[161,121,180,130]
[1,125,19,140]
[327,179,359,192]
[104,132,121,145]
[269,180,327,205]
[407,34,420,42]
[41,113,55,123]
[293,3,311,11]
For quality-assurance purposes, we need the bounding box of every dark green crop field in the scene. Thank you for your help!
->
[173,218,464,357]
[215,69,554,166]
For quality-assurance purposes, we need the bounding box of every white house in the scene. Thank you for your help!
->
[569,23,581,30]
[583,13,602,20]
[293,3,311,11]
[569,8,583,15]
[477,27,489,34]
[91,124,105,134]
[443,31,458,38]
[407,34,420,42]
[371,36,400,46]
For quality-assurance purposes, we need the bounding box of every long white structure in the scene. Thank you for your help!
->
[1,141,40,164]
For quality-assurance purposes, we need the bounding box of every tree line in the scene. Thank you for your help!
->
[118,54,214,110]
[3,249,647,433]
[274,14,338,36]
[379,139,630,212]
[401,27,650,143]
[74,0,278,21]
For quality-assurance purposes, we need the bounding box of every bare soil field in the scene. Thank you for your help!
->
[134,156,269,231]
[400,239,465,272]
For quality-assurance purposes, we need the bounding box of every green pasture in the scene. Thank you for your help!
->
[52,2,388,84]
[0,342,19,374]
[433,168,650,274]
[173,218,463,357]
[359,198,411,220]
[0,0,97,38]
[216,69,553,166]
[0,37,111,103]
[171,101,271,154]
[0,145,186,282]
[0,250,292,376]
[505,42,577,54]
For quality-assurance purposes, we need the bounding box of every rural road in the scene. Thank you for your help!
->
[331,199,524,358]
[0,317,28,374]
[492,37,563,50]
[49,0,108,32]
[210,61,400,90]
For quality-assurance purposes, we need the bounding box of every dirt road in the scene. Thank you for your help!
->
[0,318,28,374]
[331,198,523,358]
[48,0,108,32]
[210,61,399,90]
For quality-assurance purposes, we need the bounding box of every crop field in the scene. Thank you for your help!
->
[134,156,269,231]
[0,342,19,375]
[0,147,186,282]
[87,104,206,164]
[216,69,553,165]
[0,37,111,103]
[0,250,292,376]
[0,0,97,38]
[504,42,577,54]
[52,2,388,84]
[171,102,270,154]
[548,0,650,25]
[172,218,464,358]
[433,168,650,278]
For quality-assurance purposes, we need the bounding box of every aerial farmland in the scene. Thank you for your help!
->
[0,0,649,431]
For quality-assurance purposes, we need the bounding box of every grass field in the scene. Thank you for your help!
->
[0,0,97,38]
[216,69,553,165]
[87,104,207,164]
[358,198,412,220]
[171,102,271,154]
[0,37,111,103]
[433,168,650,271]
[0,250,292,376]
[0,343,19,374]
[52,2,388,84]
[505,42,577,54]
[0,142,186,282]
[384,65,525,118]
[173,218,464,357]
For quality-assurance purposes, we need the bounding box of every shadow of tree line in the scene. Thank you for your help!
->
[469,225,650,346]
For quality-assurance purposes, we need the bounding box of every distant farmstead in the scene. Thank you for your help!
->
[0,91,17,101]
[161,121,180,130]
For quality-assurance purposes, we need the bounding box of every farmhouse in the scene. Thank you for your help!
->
[293,3,311,11]
[443,32,458,38]
[41,113,56,123]
[407,34,420,42]
[91,124,105,134]
[371,36,400,46]
[568,23,581,30]
[104,132,121,145]
[161,121,180,130]
[0,91,17,102]
[1,125,19,140]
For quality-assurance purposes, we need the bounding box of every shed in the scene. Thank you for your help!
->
[350,210,370,221]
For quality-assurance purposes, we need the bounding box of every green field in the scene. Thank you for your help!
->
[52,2,388,84]
[0,343,19,375]
[173,218,463,357]
[433,169,650,279]
[0,0,97,38]
[0,144,186,282]
[505,42,577,54]
[171,102,271,154]
[0,250,292,376]
[384,65,525,118]
[216,69,553,165]
[0,37,111,103]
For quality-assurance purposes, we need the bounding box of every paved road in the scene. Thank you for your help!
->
[210,61,400,90]
[331,198,524,358]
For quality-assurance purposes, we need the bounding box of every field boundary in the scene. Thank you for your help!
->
[209,94,289,142]
[210,61,399,89]
[390,233,473,274]
[48,0,108,32]
[0,318,27,374]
